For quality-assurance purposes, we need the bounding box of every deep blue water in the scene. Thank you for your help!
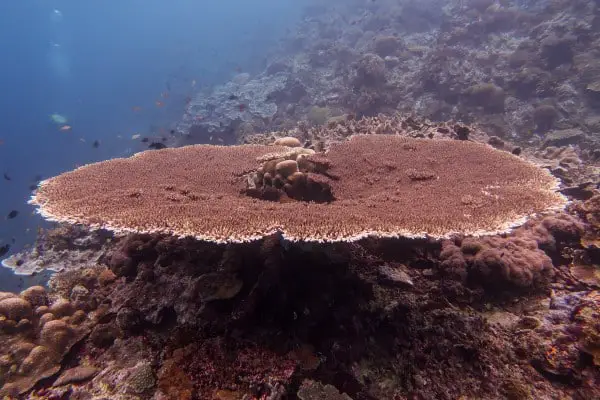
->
[0,0,309,289]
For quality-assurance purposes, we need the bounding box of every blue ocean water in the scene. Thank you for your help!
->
[0,0,309,289]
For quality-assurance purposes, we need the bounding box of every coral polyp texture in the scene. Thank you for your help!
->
[31,135,566,242]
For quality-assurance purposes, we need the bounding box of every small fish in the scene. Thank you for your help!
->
[33,174,42,181]
[148,142,167,150]
[155,101,164,108]
[191,79,196,87]
[228,94,239,101]
[92,140,100,148]
[195,116,204,121]
[185,96,192,105]
[0,139,4,145]
[0,244,9,257]
[235,66,242,73]
[132,106,142,112]
[131,134,141,140]
[7,210,19,219]
[161,137,167,142]
[238,104,246,112]
[29,184,37,191]
[59,125,72,131]
[169,129,176,135]
[79,138,86,142]
[3,173,11,181]
[141,137,149,143]
[50,113,68,124]
[161,92,170,99]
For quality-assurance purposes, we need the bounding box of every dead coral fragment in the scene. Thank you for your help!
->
[53,366,98,387]
[31,136,565,243]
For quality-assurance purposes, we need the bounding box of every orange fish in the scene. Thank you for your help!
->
[155,101,164,107]
[132,106,142,112]
[59,125,72,131]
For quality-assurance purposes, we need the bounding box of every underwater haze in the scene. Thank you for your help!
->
[0,0,309,289]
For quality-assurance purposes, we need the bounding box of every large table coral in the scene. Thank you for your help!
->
[31,135,565,243]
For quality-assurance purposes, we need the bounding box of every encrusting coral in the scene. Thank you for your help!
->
[30,134,566,243]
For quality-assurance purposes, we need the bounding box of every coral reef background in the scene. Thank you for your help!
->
[1,0,600,399]
[176,0,600,160]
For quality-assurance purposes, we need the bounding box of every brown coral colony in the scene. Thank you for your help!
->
[31,134,565,243]
[0,286,90,397]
